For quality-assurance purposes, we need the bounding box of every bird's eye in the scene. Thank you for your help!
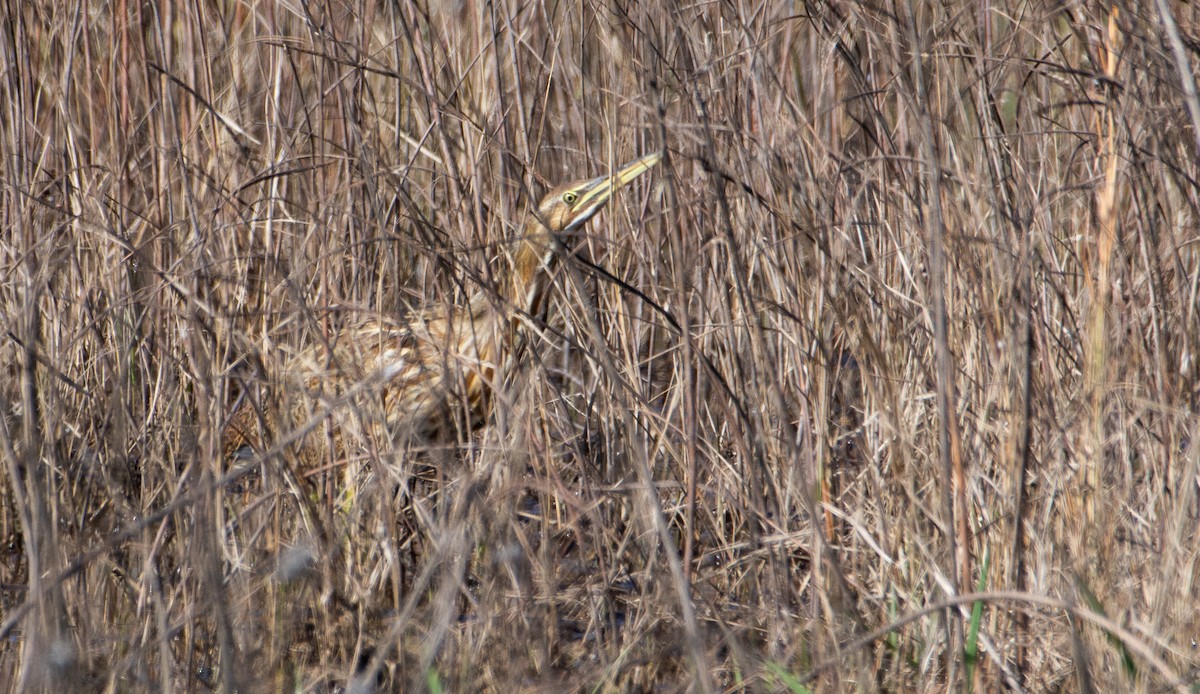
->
[562,191,578,205]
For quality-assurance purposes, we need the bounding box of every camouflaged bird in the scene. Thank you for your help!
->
[224,152,661,461]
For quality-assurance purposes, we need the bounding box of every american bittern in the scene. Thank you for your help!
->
[226,151,661,459]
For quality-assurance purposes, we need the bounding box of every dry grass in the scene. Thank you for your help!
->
[2,1,1200,691]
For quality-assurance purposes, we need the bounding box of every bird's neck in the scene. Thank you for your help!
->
[502,222,557,319]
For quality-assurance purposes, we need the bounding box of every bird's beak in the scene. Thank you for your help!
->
[563,151,662,231]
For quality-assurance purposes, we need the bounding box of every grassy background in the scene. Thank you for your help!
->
[2,0,1199,690]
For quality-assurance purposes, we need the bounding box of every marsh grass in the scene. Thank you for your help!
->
[2,1,1199,691]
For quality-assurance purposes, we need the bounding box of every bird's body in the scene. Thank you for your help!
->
[282,282,508,444]
[226,152,660,459]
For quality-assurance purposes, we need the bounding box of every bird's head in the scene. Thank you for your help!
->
[531,151,662,237]
[502,151,661,314]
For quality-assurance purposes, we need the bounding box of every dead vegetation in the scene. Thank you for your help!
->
[2,1,1199,691]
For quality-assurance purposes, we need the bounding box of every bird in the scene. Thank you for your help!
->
[224,151,662,462]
